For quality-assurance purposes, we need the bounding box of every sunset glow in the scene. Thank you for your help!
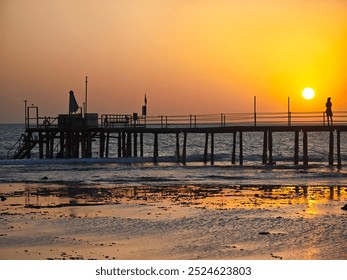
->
[1,0,347,123]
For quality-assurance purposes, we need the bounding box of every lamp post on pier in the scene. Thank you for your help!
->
[24,100,27,128]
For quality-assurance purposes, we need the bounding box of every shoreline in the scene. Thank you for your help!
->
[1,183,346,260]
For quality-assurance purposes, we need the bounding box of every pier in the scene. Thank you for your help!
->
[7,107,347,167]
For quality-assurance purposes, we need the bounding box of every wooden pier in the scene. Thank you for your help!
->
[7,111,347,167]
[7,105,347,166]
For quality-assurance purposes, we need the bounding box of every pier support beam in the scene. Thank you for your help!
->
[337,130,341,168]
[329,130,334,166]
[87,132,92,158]
[133,133,138,157]
[153,133,158,163]
[59,131,65,158]
[231,132,236,164]
[100,131,105,158]
[50,132,55,158]
[262,130,267,164]
[105,132,110,158]
[46,132,51,158]
[303,131,308,166]
[294,131,299,165]
[126,132,132,157]
[176,133,180,161]
[117,133,121,157]
[71,132,77,158]
[72,132,77,158]
[39,132,44,159]
[268,131,273,165]
[140,133,144,157]
[182,132,187,164]
[211,133,214,165]
[239,131,243,165]
[66,132,71,158]
[204,133,209,164]
[26,132,32,159]
[81,132,86,158]
[121,132,126,157]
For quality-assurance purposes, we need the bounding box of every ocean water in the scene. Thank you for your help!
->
[0,124,346,187]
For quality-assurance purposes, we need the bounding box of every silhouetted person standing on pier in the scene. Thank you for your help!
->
[325,97,333,125]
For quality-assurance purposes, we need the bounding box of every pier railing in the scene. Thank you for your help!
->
[130,111,347,128]
[12,110,347,163]
[25,111,347,129]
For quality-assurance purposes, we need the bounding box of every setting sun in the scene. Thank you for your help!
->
[302,87,315,100]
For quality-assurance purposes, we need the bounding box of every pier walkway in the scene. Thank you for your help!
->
[7,110,347,167]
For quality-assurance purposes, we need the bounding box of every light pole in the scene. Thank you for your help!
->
[24,100,27,128]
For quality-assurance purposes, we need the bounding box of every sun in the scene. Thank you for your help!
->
[302,87,315,100]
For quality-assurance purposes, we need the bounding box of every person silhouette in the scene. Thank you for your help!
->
[325,97,333,125]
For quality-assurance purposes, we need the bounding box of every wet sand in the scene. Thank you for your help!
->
[0,184,346,260]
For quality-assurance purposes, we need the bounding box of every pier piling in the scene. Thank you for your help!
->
[140,133,144,157]
[39,132,44,159]
[337,130,341,167]
[231,132,236,164]
[182,132,187,164]
[239,131,243,165]
[294,131,299,165]
[204,133,209,164]
[133,133,138,157]
[262,130,267,164]
[105,132,110,157]
[303,131,308,166]
[268,131,273,165]
[121,132,126,157]
[127,132,132,157]
[176,133,180,161]
[153,133,158,163]
[211,133,214,165]
[329,130,334,166]
[100,131,105,158]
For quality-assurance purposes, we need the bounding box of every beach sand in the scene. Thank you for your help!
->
[0,184,346,260]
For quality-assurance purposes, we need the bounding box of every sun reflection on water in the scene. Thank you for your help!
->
[3,184,346,218]
[306,198,318,215]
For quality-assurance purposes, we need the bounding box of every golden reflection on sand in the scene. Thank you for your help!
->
[1,184,346,260]
[2,184,346,217]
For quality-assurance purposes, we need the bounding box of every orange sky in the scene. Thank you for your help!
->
[1,0,347,123]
